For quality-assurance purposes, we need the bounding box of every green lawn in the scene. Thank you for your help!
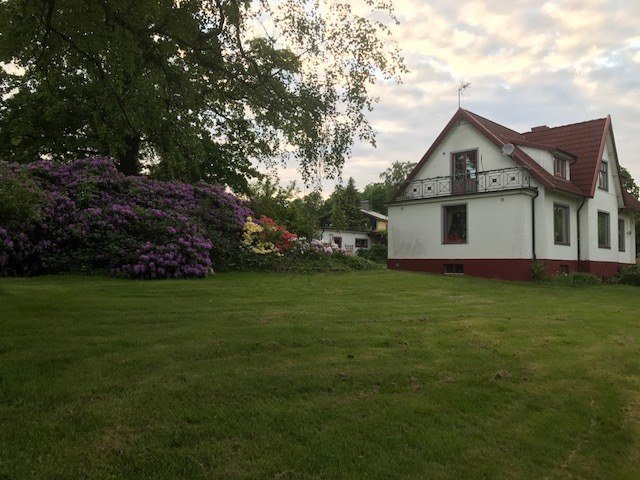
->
[1,271,640,479]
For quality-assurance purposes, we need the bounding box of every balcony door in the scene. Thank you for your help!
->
[451,150,478,195]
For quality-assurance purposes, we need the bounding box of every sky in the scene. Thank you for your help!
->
[274,0,640,195]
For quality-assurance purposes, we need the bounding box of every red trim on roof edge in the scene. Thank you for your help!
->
[589,115,611,196]
[393,109,585,201]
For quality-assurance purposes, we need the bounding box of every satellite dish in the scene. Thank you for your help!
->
[501,143,515,156]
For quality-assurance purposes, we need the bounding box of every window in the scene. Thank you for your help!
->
[333,236,342,248]
[443,204,467,244]
[598,161,608,190]
[553,204,570,245]
[444,264,464,274]
[598,211,610,248]
[451,150,478,195]
[553,157,567,179]
[619,219,625,252]
[559,265,569,274]
[355,238,368,249]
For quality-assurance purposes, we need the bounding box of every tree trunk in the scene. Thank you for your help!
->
[119,135,141,175]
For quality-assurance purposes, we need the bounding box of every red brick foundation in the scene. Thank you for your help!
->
[387,258,533,281]
[387,258,634,281]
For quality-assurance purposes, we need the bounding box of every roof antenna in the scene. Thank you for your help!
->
[457,81,470,108]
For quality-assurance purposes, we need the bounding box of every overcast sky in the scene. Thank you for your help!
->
[275,0,640,195]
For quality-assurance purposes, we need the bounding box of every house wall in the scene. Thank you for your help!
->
[534,186,581,261]
[388,121,636,281]
[320,229,372,252]
[388,190,534,261]
[582,134,635,267]
[411,120,514,182]
[520,146,570,180]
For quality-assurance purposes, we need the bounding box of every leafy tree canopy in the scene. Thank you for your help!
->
[0,0,404,191]
[361,181,388,214]
[247,176,321,239]
[620,166,639,198]
[359,161,417,214]
[380,161,417,190]
[329,177,367,231]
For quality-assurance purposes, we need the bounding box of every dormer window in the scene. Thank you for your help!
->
[598,161,608,191]
[553,157,567,179]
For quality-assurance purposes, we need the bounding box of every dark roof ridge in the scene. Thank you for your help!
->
[523,116,608,133]
[460,108,524,138]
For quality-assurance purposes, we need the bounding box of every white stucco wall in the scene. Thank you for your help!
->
[520,146,570,180]
[320,229,372,252]
[534,187,581,261]
[617,212,636,264]
[388,191,534,260]
[391,122,636,266]
[411,120,514,182]
[581,134,633,263]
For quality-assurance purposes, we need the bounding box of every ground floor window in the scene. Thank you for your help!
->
[553,203,570,245]
[598,211,610,248]
[444,264,464,274]
[618,218,625,252]
[355,238,368,249]
[333,236,342,248]
[559,265,569,274]
[443,204,467,244]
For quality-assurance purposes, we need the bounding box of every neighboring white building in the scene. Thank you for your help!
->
[321,203,388,252]
[387,108,640,281]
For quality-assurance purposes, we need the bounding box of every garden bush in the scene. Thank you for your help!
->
[552,272,602,287]
[615,266,640,286]
[357,244,388,263]
[238,219,379,273]
[0,159,378,278]
[0,158,251,278]
[531,260,550,282]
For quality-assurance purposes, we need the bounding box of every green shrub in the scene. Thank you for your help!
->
[552,272,602,287]
[531,260,549,282]
[240,251,380,273]
[615,266,640,286]
[0,165,44,228]
[357,244,388,263]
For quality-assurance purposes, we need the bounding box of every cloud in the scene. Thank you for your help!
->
[262,0,640,192]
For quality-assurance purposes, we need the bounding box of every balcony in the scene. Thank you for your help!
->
[396,167,533,202]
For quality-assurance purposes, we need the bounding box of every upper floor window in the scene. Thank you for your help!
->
[598,160,608,191]
[598,211,610,248]
[443,204,467,244]
[553,157,567,179]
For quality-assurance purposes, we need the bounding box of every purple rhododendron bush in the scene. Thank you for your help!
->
[0,157,252,278]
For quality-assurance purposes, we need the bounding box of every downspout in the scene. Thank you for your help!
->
[531,188,539,260]
[576,197,587,272]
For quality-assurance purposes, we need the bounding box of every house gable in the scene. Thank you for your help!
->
[395,109,639,210]
[395,109,584,201]
[410,117,515,181]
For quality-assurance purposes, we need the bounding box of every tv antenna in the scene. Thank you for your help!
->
[457,81,470,108]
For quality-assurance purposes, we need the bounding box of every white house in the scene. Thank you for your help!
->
[321,203,388,252]
[387,108,640,281]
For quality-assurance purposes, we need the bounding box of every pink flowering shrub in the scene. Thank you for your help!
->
[0,157,251,278]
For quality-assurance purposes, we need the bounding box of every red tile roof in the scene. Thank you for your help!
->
[622,190,640,213]
[523,117,608,195]
[398,108,640,211]
[462,110,584,196]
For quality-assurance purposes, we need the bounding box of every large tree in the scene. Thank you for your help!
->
[329,177,367,231]
[619,166,640,256]
[0,0,404,189]
[380,161,417,191]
